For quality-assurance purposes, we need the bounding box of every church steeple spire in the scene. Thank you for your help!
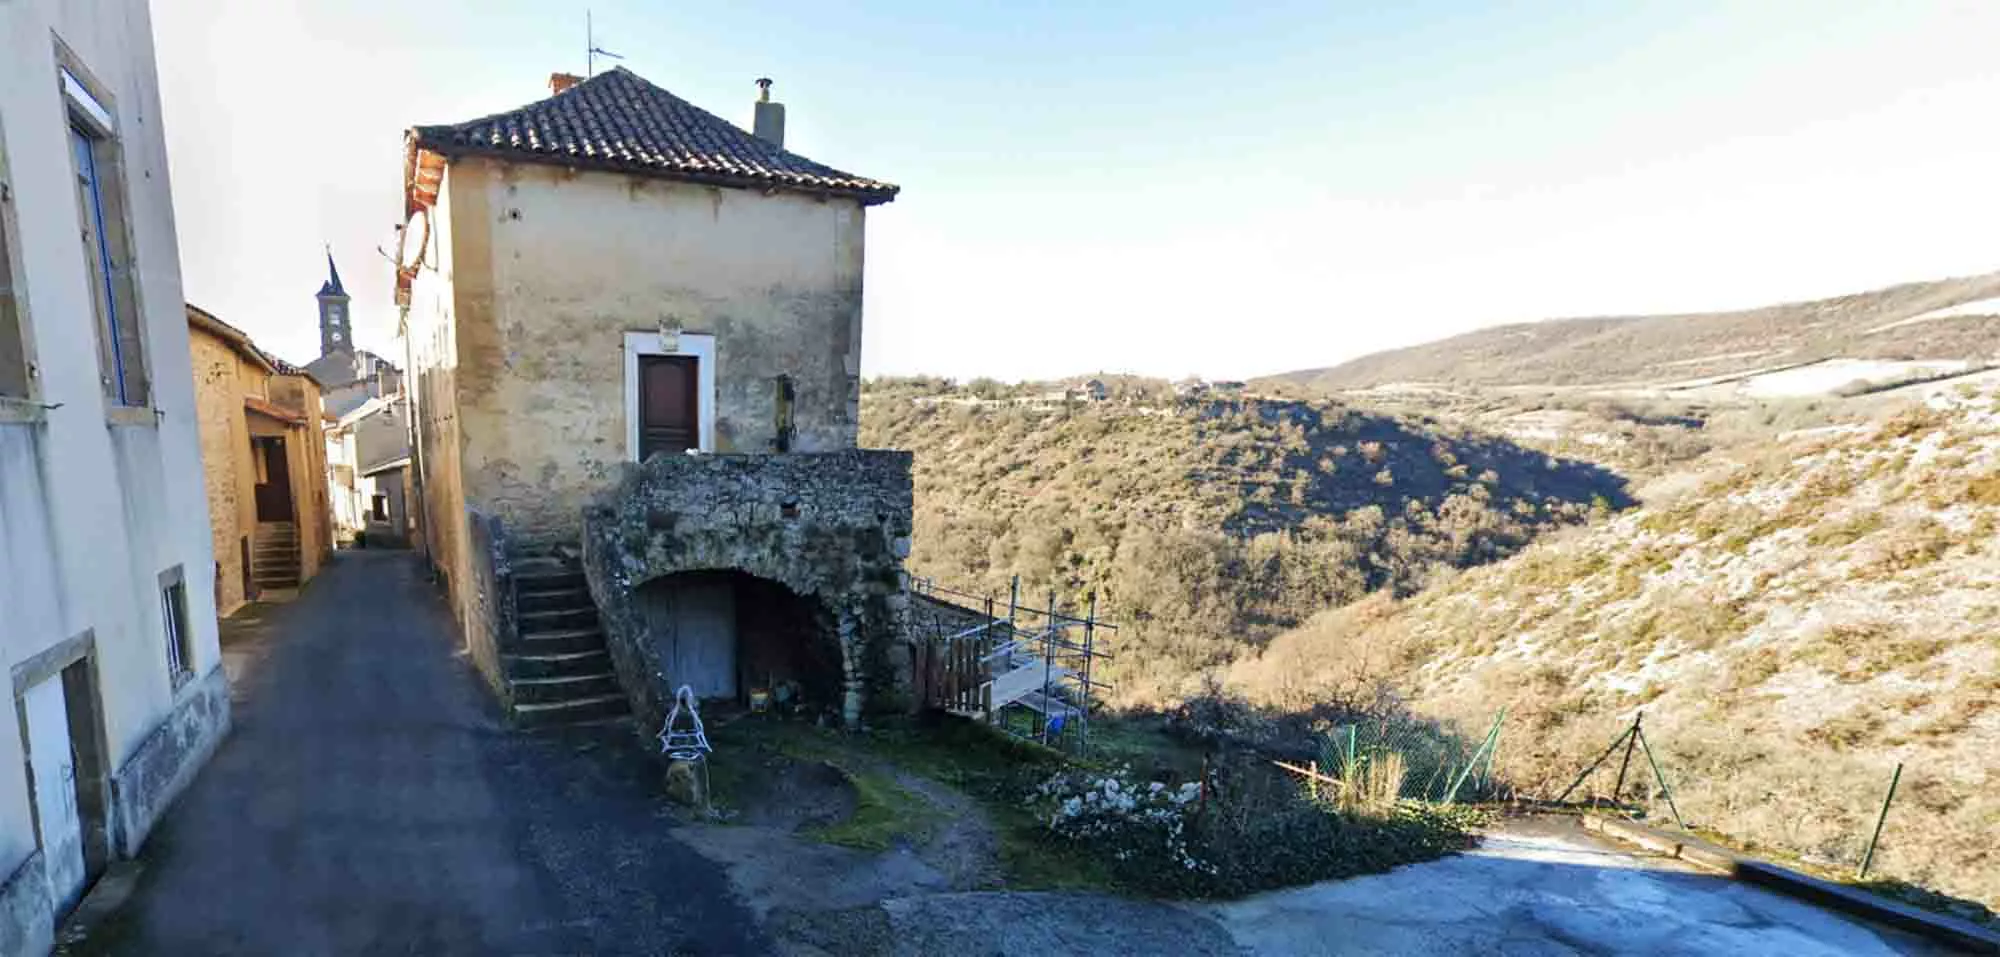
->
[317,247,351,356]
[318,248,345,297]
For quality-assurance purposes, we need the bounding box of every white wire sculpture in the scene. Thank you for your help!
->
[657,684,712,761]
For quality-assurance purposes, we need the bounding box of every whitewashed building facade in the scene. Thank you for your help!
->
[0,0,229,950]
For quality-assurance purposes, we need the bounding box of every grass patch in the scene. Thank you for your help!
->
[711,714,1122,890]
[708,713,1484,898]
[801,764,941,851]
[701,718,943,851]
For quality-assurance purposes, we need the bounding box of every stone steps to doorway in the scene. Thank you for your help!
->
[505,556,628,729]
[254,522,301,588]
[511,693,630,728]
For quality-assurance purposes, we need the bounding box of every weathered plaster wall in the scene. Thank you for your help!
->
[447,158,869,546]
[581,450,913,728]
[294,377,331,579]
[406,164,483,674]
[354,396,410,474]
[278,406,330,582]
[0,0,228,937]
[0,854,51,957]
[188,330,257,615]
[105,666,229,856]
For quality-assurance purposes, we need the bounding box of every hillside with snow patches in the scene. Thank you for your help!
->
[1234,388,2000,912]
[1264,272,2000,392]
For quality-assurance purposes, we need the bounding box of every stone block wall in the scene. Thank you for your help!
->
[582,450,913,728]
[462,506,516,695]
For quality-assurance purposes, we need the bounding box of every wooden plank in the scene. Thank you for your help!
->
[1274,759,1348,792]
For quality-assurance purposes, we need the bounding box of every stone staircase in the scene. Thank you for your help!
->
[252,521,300,591]
[504,556,629,728]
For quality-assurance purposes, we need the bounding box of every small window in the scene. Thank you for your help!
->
[371,494,388,521]
[160,570,193,688]
[64,66,147,406]
[772,375,796,452]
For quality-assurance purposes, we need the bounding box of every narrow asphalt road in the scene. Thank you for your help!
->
[69,549,766,956]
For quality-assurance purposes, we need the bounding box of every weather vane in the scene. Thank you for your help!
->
[587,10,623,78]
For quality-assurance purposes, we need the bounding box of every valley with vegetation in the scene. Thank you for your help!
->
[862,274,2000,919]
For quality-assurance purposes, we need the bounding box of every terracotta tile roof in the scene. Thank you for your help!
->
[187,303,323,385]
[263,352,314,380]
[243,394,308,426]
[408,68,899,205]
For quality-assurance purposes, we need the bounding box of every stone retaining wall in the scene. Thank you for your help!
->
[582,450,914,728]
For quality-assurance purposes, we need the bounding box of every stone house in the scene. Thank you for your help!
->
[0,1,232,949]
[397,69,912,729]
[186,304,333,612]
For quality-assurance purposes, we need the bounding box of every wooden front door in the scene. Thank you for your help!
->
[252,436,293,522]
[667,576,738,700]
[639,355,699,460]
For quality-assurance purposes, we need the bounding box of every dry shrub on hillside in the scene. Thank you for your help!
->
[1228,392,2000,911]
[863,379,1628,708]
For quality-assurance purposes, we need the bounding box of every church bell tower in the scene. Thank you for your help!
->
[317,250,351,356]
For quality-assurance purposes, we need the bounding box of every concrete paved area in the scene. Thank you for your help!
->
[1201,817,1953,956]
[63,550,765,956]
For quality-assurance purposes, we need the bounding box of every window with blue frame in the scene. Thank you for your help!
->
[64,66,147,406]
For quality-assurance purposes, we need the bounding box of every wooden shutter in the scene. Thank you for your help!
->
[639,355,699,460]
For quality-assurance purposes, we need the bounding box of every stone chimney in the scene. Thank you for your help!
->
[753,77,785,148]
[549,72,584,95]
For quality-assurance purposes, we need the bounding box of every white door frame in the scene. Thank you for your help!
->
[622,331,715,460]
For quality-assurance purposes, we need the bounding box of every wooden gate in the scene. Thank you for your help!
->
[914,623,996,718]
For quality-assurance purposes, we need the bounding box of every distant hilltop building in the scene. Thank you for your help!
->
[1172,378,1244,398]
[302,254,403,418]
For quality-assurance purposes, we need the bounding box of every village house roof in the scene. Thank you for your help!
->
[243,394,309,426]
[187,303,324,386]
[406,68,899,207]
[186,304,277,377]
[265,353,313,379]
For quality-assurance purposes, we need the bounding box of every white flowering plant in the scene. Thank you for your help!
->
[1023,759,1482,898]
[1029,768,1218,878]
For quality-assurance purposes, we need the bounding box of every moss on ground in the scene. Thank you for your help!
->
[800,764,940,851]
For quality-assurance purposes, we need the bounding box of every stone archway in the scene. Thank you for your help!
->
[581,450,913,728]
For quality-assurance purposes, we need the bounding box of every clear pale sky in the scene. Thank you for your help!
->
[154,0,2000,381]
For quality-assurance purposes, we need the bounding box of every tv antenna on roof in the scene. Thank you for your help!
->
[587,10,624,78]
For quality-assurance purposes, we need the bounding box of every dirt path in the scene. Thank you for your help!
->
[672,743,1013,953]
